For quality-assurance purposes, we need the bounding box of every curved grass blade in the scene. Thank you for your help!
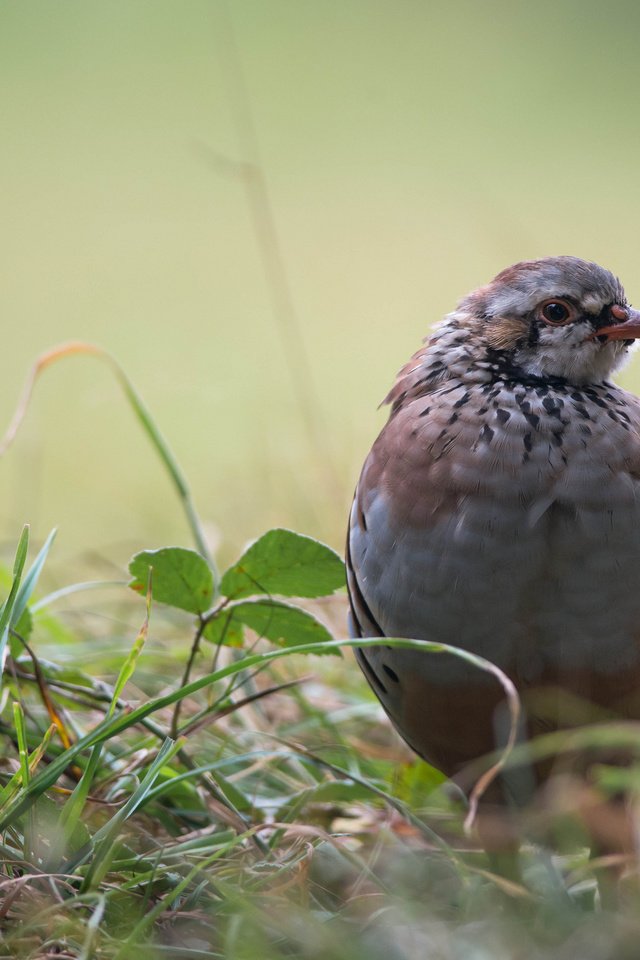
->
[31,580,126,613]
[0,525,30,681]
[0,637,519,835]
[0,342,216,584]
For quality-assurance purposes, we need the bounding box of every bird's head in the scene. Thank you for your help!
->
[451,256,640,385]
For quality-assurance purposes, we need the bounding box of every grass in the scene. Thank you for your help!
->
[1,352,640,959]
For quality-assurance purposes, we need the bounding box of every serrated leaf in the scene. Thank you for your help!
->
[128,547,214,614]
[220,528,345,600]
[203,599,340,655]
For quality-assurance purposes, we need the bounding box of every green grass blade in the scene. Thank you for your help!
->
[112,362,216,580]
[11,527,57,630]
[0,723,55,807]
[12,700,33,860]
[77,894,106,960]
[12,702,30,789]
[56,742,104,859]
[31,579,126,612]
[0,525,30,679]
[109,575,151,715]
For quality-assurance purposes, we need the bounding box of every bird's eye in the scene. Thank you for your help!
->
[539,299,574,326]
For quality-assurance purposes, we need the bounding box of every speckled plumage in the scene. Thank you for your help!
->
[347,257,640,795]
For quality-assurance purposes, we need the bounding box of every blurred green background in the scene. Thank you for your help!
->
[2,0,640,568]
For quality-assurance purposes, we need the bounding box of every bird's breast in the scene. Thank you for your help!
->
[349,377,640,682]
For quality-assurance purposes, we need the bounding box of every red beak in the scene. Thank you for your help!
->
[593,305,640,341]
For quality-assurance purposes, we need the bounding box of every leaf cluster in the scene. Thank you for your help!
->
[129,528,345,655]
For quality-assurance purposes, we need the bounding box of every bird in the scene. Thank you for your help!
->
[346,256,640,830]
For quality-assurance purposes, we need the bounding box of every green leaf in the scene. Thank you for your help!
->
[220,528,345,600]
[128,547,214,614]
[202,610,245,648]
[203,599,340,655]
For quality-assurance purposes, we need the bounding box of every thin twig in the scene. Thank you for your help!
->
[178,675,307,738]
[12,634,74,751]
[170,615,208,740]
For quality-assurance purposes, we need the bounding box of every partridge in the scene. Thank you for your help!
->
[347,256,640,806]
